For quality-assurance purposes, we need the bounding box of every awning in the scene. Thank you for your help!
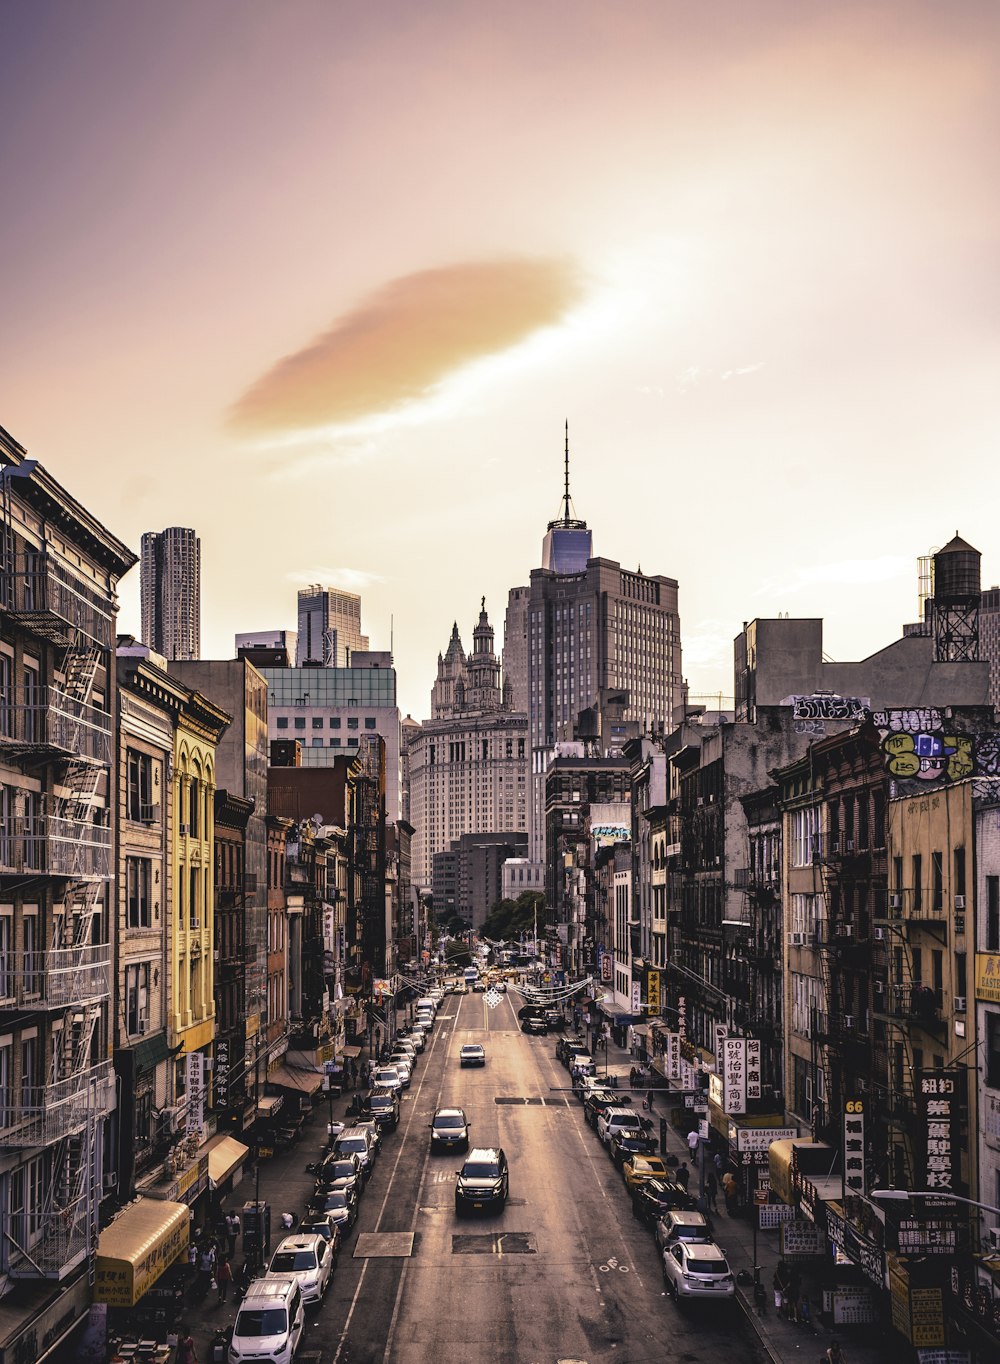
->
[257,1094,284,1117]
[600,1002,636,1023]
[269,1063,324,1095]
[340,1044,362,1058]
[94,1199,189,1307]
[631,1024,651,1038]
[206,1134,249,1190]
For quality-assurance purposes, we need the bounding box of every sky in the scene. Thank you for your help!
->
[2,0,999,720]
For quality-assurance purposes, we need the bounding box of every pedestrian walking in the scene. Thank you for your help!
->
[675,1161,690,1190]
[225,1211,240,1258]
[773,1259,791,1317]
[798,1291,813,1331]
[704,1169,719,1212]
[216,1254,233,1304]
[686,1128,699,1159]
[722,1170,738,1217]
[197,1243,216,1298]
[176,1325,198,1364]
[823,1343,845,1364]
[713,1151,724,1177]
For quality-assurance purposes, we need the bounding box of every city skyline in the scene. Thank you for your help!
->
[2,1,999,720]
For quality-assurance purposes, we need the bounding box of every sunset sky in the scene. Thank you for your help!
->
[2,1,999,719]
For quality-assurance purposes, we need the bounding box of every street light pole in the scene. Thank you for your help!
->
[871,1189,1000,1219]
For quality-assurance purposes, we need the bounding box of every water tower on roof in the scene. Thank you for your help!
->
[933,533,981,663]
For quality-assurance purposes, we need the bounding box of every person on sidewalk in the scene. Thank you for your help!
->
[176,1325,198,1364]
[216,1254,233,1304]
[686,1128,699,1160]
[786,1265,802,1323]
[225,1211,240,1258]
[280,1210,298,1231]
[704,1169,719,1212]
[722,1170,738,1216]
[773,1259,792,1317]
[675,1161,690,1190]
[823,1343,845,1364]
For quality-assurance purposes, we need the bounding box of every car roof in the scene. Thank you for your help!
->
[467,1146,502,1160]
[433,1107,467,1118]
[274,1235,322,1253]
[663,1210,708,1224]
[677,1240,727,1260]
[243,1278,298,1302]
[460,1043,484,1050]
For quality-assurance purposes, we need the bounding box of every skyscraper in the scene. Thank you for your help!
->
[527,434,682,859]
[295,585,369,667]
[140,525,201,660]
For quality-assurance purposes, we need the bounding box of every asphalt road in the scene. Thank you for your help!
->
[316,990,766,1364]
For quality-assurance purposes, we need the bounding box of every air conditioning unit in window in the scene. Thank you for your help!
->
[190,918,200,930]
[137,1019,147,1035]
[103,1172,118,1191]
[954,996,966,1013]
[874,980,886,995]
[161,1106,180,1134]
[845,840,855,852]
[843,1014,854,1029]
[954,895,966,910]
[840,925,854,938]
[788,932,803,946]
[179,823,189,836]
[889,893,902,909]
[874,927,886,941]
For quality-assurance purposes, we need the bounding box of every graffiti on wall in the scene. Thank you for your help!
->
[790,695,870,722]
[872,708,999,784]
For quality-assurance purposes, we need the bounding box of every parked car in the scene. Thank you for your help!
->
[429,1107,471,1152]
[384,1054,412,1086]
[609,1125,658,1167]
[228,1277,304,1364]
[544,1010,565,1031]
[298,1214,344,1257]
[459,1044,486,1067]
[368,1089,400,1131]
[313,1153,363,1200]
[266,1234,334,1306]
[455,1147,509,1216]
[333,1127,378,1179]
[307,1185,358,1231]
[584,1089,628,1127]
[521,1014,547,1035]
[597,1107,644,1146]
[352,1117,384,1153]
[661,1240,735,1303]
[372,1066,404,1095]
[654,1209,714,1253]
[631,1177,697,1226]
[622,1153,671,1192]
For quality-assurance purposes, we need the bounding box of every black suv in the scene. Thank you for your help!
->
[455,1147,509,1216]
[521,1014,547,1035]
[609,1124,658,1166]
[367,1088,400,1132]
[585,1091,632,1128]
[631,1177,697,1226]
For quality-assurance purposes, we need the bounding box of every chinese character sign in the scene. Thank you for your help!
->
[916,1069,961,1193]
[723,1037,747,1115]
[214,1039,230,1110]
[714,1023,728,1074]
[746,1037,761,1100]
[631,980,641,1014]
[185,1051,205,1135]
[647,970,661,1013]
[666,1031,681,1080]
[843,1098,865,1197]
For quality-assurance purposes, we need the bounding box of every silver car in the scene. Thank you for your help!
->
[266,1234,334,1306]
[661,1240,735,1302]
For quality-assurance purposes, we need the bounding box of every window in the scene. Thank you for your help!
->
[294,717,305,730]
[189,778,200,839]
[190,866,199,928]
[932,852,943,912]
[0,916,11,1001]
[989,878,1000,952]
[988,1012,1000,1088]
[348,717,359,731]
[873,790,886,848]
[365,718,376,730]
[126,751,154,822]
[22,913,39,996]
[954,847,966,901]
[311,738,323,747]
[126,858,152,929]
[331,718,341,729]
[312,717,323,729]
[276,716,288,730]
[330,739,341,747]
[20,1033,38,1107]
[0,655,10,738]
[912,855,923,913]
[792,808,818,866]
[0,1040,9,1127]
[125,962,150,1035]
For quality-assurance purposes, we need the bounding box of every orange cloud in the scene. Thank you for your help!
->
[228,257,584,434]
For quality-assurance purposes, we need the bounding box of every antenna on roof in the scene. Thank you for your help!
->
[563,420,571,524]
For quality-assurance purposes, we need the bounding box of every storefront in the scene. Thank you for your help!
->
[94,1199,190,1353]
[206,1133,250,1222]
[0,1271,93,1364]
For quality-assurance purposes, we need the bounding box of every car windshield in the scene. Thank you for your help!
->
[338,1139,366,1154]
[435,1115,465,1128]
[271,1250,316,1272]
[236,1308,287,1337]
[324,1191,348,1207]
[687,1255,729,1275]
[462,1162,499,1179]
[376,1070,399,1081]
[370,1097,393,1110]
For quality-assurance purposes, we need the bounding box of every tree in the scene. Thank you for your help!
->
[481,892,546,945]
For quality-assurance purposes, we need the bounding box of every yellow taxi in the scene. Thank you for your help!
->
[622,1154,671,1193]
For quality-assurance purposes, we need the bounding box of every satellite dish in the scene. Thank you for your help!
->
[311,813,323,830]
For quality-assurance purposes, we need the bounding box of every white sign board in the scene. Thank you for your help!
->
[734,1126,798,1152]
[746,1037,761,1100]
[185,1051,205,1135]
[723,1037,747,1115]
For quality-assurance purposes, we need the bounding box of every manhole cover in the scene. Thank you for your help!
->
[354,1232,415,1258]
[452,1232,536,1254]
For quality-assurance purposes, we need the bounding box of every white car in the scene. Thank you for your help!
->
[596,1108,643,1146]
[661,1240,735,1302]
[266,1233,334,1305]
[229,1278,304,1363]
[372,1066,403,1094]
[385,1054,412,1086]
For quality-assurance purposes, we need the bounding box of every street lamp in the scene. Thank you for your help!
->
[871,1189,1000,1219]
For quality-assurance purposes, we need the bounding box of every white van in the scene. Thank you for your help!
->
[416,996,437,1015]
[228,1277,304,1364]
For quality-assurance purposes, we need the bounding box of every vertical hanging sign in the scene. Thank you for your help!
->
[746,1038,762,1101]
[843,1098,866,1197]
[185,1052,205,1135]
[917,1070,960,1192]
[723,1037,747,1115]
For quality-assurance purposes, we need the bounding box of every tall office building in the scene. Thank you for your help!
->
[503,586,530,713]
[408,602,528,890]
[140,525,201,661]
[527,435,682,859]
[295,586,368,667]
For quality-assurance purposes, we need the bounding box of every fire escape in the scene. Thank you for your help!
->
[872,883,950,1188]
[0,527,115,1281]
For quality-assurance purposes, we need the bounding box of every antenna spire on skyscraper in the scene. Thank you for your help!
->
[563,420,571,525]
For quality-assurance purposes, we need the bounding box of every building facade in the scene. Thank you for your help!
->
[295,586,368,668]
[139,526,200,662]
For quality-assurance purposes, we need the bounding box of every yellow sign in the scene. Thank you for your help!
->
[909,1287,945,1348]
[646,971,661,1012]
[976,954,1000,1003]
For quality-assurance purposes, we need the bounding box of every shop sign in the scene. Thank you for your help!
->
[916,1353,971,1364]
[844,1223,886,1288]
[781,1220,826,1258]
[714,1023,728,1074]
[185,1052,205,1135]
[1,1270,92,1364]
[826,1205,846,1253]
[833,1288,878,1325]
[898,1220,957,1255]
[843,1098,865,1197]
[665,1031,680,1078]
[916,1069,961,1192]
[601,951,613,982]
[723,1037,747,1115]
[734,1126,797,1152]
[975,953,1000,1003]
[950,1263,1000,1340]
[909,1287,946,1348]
[746,1037,761,1101]
[758,1204,795,1229]
[646,970,660,1013]
[890,1260,912,1343]
[214,1039,230,1110]
[631,980,641,1013]
[709,1073,723,1106]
